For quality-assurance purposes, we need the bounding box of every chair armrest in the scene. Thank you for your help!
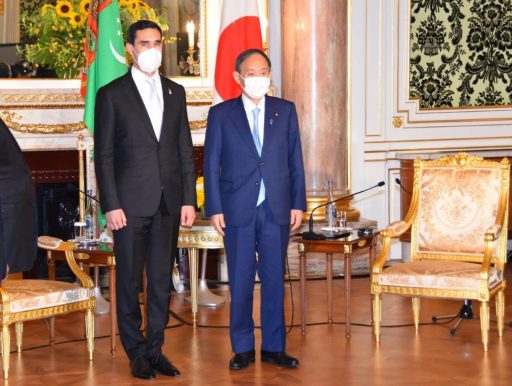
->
[372,221,413,277]
[383,220,410,238]
[38,235,62,249]
[37,236,94,290]
[479,224,503,283]
[65,250,95,290]
[484,224,502,242]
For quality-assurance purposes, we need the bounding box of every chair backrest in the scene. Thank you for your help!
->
[410,153,509,265]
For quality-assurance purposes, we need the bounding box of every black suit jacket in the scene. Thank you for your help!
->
[0,118,37,277]
[94,71,196,217]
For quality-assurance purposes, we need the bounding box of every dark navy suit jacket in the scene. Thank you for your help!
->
[204,96,306,226]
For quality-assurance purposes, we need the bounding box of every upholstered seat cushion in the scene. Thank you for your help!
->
[379,260,502,291]
[1,280,90,313]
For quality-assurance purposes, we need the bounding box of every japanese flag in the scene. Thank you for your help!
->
[213,0,263,104]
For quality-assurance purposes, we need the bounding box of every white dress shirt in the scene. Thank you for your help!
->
[131,66,164,140]
[241,94,265,146]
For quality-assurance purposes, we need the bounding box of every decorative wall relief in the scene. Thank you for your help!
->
[410,0,512,108]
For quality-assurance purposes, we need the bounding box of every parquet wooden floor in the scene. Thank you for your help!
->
[6,268,512,386]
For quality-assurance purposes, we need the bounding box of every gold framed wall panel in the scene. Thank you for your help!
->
[392,0,512,129]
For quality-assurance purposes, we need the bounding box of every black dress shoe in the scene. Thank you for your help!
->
[130,356,156,379]
[229,350,256,370]
[148,354,180,377]
[261,350,299,368]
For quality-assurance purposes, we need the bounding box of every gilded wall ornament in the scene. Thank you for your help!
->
[392,117,403,128]
[189,120,207,130]
[0,111,86,134]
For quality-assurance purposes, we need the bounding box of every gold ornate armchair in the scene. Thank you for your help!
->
[0,236,95,379]
[371,153,509,351]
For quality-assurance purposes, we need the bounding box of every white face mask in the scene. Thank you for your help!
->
[242,76,271,99]
[134,47,162,73]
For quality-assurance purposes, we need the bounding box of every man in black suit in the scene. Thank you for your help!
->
[94,20,196,380]
[0,117,37,281]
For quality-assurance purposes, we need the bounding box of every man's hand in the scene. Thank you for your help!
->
[290,209,304,231]
[181,205,196,227]
[210,214,226,236]
[106,209,127,231]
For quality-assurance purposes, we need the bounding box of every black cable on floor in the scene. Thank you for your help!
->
[13,318,184,355]
[168,309,228,328]
[332,316,460,328]
[168,235,298,333]
[18,311,504,355]
[168,307,467,330]
[10,333,112,354]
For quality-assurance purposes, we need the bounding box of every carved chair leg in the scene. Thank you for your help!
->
[49,316,55,345]
[15,322,23,353]
[85,309,94,361]
[2,325,10,380]
[496,291,505,338]
[480,301,490,352]
[372,294,382,343]
[412,297,420,333]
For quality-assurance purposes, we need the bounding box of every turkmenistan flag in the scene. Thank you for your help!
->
[81,0,127,230]
[82,0,127,132]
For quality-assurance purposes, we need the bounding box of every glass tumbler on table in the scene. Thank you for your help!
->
[73,221,86,243]
[337,211,347,229]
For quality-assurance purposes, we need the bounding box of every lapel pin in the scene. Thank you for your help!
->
[168,88,172,95]
[270,112,278,125]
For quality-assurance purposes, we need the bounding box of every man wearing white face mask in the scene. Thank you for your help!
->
[204,49,306,370]
[94,20,196,380]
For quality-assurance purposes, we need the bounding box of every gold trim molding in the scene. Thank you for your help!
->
[1,110,205,134]
[1,91,212,108]
[0,93,84,105]
[178,230,224,249]
[185,90,213,101]
[187,101,213,107]
[189,120,207,130]
[0,111,86,134]
[0,0,4,16]
[2,104,85,110]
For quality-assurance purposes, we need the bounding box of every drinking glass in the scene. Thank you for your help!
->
[337,211,347,229]
[73,221,86,242]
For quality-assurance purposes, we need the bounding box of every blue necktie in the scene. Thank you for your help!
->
[252,107,265,206]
